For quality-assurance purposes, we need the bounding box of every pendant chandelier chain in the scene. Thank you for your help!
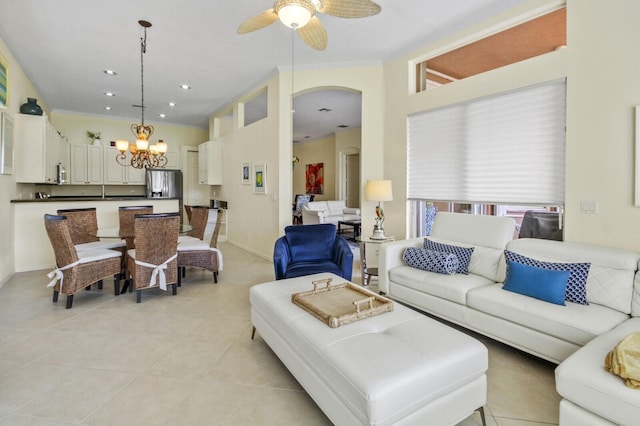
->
[114,20,168,169]
[140,26,147,125]
[291,27,295,113]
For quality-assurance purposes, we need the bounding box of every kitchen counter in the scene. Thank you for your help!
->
[10,196,181,203]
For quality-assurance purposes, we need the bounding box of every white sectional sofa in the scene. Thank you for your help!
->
[301,200,360,226]
[556,317,640,425]
[379,212,640,364]
[379,212,640,424]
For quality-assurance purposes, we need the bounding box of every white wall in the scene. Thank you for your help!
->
[335,127,362,206]
[563,0,640,250]
[381,0,640,252]
[51,111,207,152]
[0,36,50,285]
[211,65,384,259]
[292,135,336,201]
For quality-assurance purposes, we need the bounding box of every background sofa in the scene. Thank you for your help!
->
[301,200,360,226]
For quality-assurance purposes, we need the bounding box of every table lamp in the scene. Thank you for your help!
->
[365,179,393,240]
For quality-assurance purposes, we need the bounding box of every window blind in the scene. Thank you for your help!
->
[407,79,566,205]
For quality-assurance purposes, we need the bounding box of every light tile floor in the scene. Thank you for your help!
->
[0,242,560,425]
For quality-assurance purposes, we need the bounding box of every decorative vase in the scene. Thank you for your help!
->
[92,139,102,147]
[20,98,43,116]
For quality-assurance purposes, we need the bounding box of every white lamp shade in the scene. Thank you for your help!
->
[365,180,393,202]
[156,140,168,153]
[277,3,312,28]
[136,139,149,151]
[115,139,130,152]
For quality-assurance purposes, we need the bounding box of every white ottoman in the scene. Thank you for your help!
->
[556,317,640,426]
[250,273,488,426]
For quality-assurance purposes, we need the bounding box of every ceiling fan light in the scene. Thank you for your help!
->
[275,0,315,29]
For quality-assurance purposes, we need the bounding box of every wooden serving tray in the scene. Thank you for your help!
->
[291,278,394,328]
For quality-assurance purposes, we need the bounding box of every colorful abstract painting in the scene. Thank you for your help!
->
[305,163,324,195]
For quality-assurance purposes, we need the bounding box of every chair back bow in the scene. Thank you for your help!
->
[46,260,81,291]
[135,254,177,290]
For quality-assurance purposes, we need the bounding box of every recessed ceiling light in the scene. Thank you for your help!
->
[103,69,117,75]
[180,84,191,90]
[104,106,112,110]
[168,102,176,107]
[159,113,166,118]
[318,108,332,112]
[337,125,349,128]
[104,92,115,97]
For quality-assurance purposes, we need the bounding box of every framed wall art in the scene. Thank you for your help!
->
[0,51,7,109]
[253,163,267,194]
[1,112,14,174]
[242,161,251,184]
[636,105,640,206]
[305,162,324,195]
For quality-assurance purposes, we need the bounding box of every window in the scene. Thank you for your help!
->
[243,88,268,127]
[414,201,562,239]
[415,7,566,93]
[408,79,566,237]
[408,78,566,205]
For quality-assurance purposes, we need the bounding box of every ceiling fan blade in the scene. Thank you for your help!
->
[297,16,327,51]
[237,9,279,34]
[319,0,381,18]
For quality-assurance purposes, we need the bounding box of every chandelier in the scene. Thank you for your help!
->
[115,20,168,169]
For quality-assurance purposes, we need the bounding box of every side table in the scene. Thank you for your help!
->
[356,236,395,286]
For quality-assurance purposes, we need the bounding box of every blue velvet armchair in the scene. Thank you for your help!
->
[273,224,353,280]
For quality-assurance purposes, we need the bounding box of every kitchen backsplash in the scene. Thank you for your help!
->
[15,183,145,200]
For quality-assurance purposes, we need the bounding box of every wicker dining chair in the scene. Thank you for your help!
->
[177,209,224,285]
[179,205,209,243]
[184,205,194,223]
[118,205,153,250]
[125,212,180,303]
[56,207,126,253]
[44,214,123,308]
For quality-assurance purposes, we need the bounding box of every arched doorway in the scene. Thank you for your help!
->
[291,88,362,217]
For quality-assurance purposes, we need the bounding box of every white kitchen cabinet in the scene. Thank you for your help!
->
[14,114,61,183]
[54,136,70,174]
[198,142,208,184]
[70,144,103,185]
[165,151,179,169]
[198,141,222,185]
[103,147,145,185]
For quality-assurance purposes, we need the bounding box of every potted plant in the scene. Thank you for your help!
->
[86,131,102,146]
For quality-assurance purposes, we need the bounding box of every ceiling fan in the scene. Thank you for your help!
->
[237,0,381,51]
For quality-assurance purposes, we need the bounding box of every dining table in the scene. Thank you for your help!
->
[91,224,192,294]
[93,224,193,240]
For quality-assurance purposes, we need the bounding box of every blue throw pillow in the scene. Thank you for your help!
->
[504,250,590,305]
[503,260,571,305]
[403,248,459,275]
[424,238,474,275]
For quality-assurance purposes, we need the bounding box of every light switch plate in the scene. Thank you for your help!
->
[580,200,598,214]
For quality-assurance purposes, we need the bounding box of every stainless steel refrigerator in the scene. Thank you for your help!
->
[145,168,183,213]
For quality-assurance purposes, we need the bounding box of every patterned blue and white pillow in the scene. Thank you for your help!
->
[403,248,459,275]
[504,250,590,305]
[423,238,474,275]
